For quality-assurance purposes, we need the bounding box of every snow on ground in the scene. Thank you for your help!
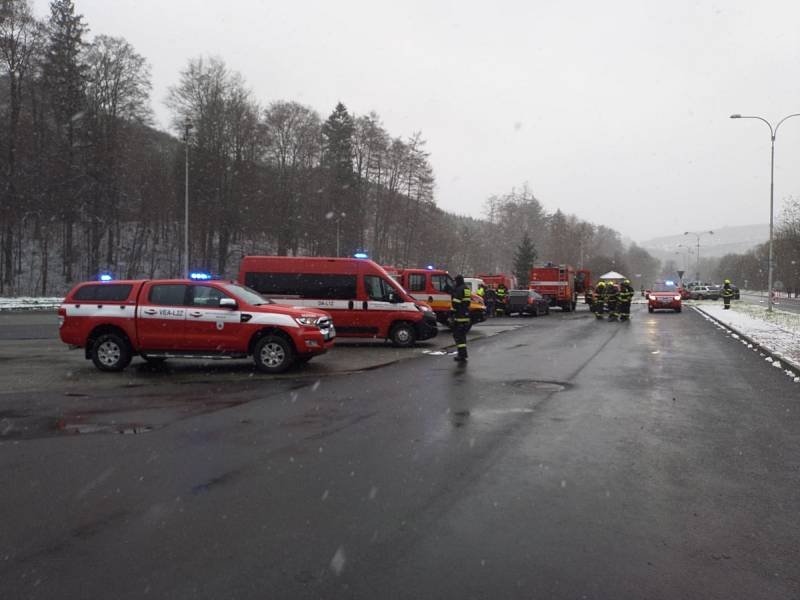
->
[694,302,800,381]
[0,297,63,311]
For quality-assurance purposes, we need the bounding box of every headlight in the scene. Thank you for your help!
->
[648,294,656,301]
[416,304,432,312]
[295,316,319,326]
[674,295,681,301]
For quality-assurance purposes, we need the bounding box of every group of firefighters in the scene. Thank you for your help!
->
[475,282,509,317]
[590,279,636,321]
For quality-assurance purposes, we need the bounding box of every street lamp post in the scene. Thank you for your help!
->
[730,112,800,312]
[183,117,193,278]
[335,212,346,257]
[683,231,713,282]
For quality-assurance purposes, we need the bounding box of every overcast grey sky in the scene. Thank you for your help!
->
[32,0,800,242]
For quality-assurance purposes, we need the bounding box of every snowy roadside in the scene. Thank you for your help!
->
[693,302,800,383]
[0,297,63,311]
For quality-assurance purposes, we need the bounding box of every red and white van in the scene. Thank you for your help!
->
[391,267,486,326]
[239,256,438,347]
[59,279,335,373]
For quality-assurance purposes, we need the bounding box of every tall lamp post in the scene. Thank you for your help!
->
[335,212,346,257]
[183,117,193,278]
[683,230,713,282]
[730,112,800,312]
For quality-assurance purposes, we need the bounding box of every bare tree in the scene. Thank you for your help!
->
[0,0,41,290]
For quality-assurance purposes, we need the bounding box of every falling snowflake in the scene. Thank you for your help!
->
[330,546,346,576]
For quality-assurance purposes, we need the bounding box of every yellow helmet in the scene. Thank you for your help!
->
[624,279,631,284]
[724,279,731,284]
[598,281,606,287]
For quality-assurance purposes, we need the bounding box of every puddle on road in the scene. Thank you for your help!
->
[503,379,569,393]
[56,420,156,435]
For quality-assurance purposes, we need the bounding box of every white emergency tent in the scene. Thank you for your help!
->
[599,271,626,281]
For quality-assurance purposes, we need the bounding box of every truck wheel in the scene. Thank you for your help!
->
[390,323,417,348]
[648,306,654,313]
[562,302,571,313]
[253,335,293,374]
[675,307,682,313]
[90,333,132,372]
[571,301,577,311]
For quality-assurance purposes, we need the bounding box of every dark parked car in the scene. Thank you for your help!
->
[507,289,551,316]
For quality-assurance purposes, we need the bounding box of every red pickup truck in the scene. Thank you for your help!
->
[58,279,335,373]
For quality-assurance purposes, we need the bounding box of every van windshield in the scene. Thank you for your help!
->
[221,283,273,305]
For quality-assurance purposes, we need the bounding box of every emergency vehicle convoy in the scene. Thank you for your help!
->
[477,273,517,291]
[58,278,335,373]
[239,256,438,347]
[529,264,579,312]
[390,267,486,327]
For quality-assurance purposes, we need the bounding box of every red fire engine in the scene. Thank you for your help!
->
[529,264,578,312]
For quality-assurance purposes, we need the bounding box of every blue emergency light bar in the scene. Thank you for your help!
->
[98,273,113,282]
[353,253,369,259]
[189,272,213,280]
[426,265,435,270]
[665,280,675,286]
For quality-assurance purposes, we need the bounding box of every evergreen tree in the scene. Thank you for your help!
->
[44,0,88,281]
[513,232,537,287]
[321,102,356,255]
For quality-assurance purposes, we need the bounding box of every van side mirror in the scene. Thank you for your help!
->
[219,298,238,309]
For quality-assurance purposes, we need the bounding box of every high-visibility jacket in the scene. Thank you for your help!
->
[451,284,472,323]
[721,284,734,299]
[618,284,634,303]
[496,286,508,302]
[594,284,606,302]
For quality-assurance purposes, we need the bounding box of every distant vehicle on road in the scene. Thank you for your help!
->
[506,290,551,317]
[688,285,720,300]
[59,278,335,373]
[648,281,682,313]
[529,264,578,312]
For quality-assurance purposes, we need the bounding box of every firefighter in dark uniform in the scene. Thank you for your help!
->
[606,280,620,321]
[451,274,471,362]
[618,279,634,321]
[593,281,606,319]
[496,283,508,316]
[485,286,496,317]
[721,279,734,310]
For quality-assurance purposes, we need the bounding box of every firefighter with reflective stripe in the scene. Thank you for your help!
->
[495,283,508,316]
[618,279,634,321]
[451,274,471,362]
[721,279,734,310]
[593,281,606,319]
[606,281,620,321]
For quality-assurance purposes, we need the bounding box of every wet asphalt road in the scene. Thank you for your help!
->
[0,311,57,340]
[2,305,800,599]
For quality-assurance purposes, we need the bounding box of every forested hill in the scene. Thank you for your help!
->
[0,0,659,295]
